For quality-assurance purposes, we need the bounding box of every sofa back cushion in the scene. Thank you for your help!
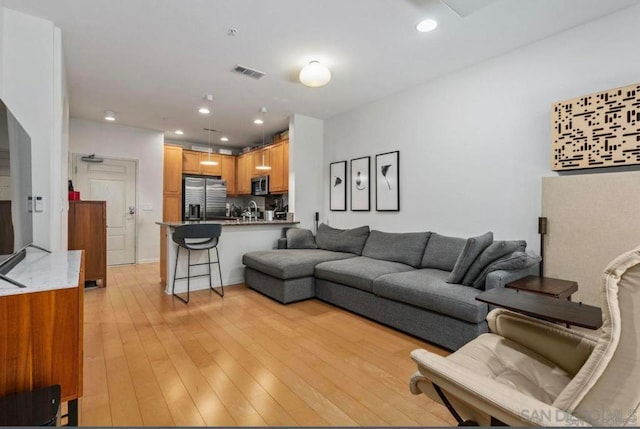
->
[461,240,526,286]
[421,233,467,271]
[362,230,431,268]
[286,228,318,249]
[446,232,493,284]
[315,223,370,255]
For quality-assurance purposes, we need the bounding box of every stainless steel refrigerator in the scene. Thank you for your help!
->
[182,176,227,220]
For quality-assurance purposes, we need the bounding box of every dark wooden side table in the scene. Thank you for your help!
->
[476,288,602,330]
[506,275,578,301]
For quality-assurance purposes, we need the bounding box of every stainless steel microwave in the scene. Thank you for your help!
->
[251,175,269,196]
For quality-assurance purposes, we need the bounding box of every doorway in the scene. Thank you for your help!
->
[72,154,137,265]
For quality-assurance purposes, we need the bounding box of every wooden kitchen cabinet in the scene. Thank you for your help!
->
[182,150,202,174]
[221,155,236,195]
[161,144,183,286]
[236,153,251,195]
[269,140,289,193]
[68,201,106,287]
[199,153,222,175]
[164,145,183,195]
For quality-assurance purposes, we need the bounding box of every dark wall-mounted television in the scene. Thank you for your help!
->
[0,98,33,275]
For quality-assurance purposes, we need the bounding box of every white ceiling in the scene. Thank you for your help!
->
[3,0,639,147]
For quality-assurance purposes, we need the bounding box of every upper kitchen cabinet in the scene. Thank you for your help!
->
[163,145,183,195]
[182,149,223,176]
[236,153,252,195]
[269,139,289,193]
[182,150,201,174]
[199,153,223,176]
[221,155,236,195]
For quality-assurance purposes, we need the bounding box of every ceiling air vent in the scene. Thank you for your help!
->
[232,64,266,80]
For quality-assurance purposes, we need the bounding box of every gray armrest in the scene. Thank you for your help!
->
[277,238,288,249]
[484,264,539,291]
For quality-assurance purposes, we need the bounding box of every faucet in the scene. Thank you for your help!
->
[248,200,258,221]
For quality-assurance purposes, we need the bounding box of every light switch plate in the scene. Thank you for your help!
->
[35,196,44,212]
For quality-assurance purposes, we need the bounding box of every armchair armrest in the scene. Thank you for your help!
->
[410,349,591,427]
[277,238,288,249]
[487,308,597,376]
[485,264,539,291]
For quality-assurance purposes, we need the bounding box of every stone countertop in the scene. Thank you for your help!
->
[0,249,83,296]
[156,220,299,228]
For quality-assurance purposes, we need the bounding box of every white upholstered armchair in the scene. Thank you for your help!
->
[410,246,640,426]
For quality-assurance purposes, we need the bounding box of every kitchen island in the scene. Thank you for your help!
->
[157,220,299,295]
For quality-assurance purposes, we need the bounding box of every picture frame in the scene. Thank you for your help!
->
[350,156,370,211]
[329,161,347,211]
[375,151,400,211]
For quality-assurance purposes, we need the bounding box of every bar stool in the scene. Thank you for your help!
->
[172,224,224,304]
[0,385,61,426]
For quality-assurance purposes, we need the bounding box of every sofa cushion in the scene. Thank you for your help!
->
[315,224,370,256]
[286,228,318,249]
[472,251,541,289]
[362,230,431,268]
[373,269,488,324]
[315,256,415,293]
[447,232,493,284]
[421,233,467,271]
[462,240,527,286]
[243,249,355,280]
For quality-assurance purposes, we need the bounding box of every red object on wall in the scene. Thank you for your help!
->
[68,191,80,201]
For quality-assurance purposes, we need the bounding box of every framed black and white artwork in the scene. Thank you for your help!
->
[375,151,400,211]
[350,156,370,211]
[329,161,347,211]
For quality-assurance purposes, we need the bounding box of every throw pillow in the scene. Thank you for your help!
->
[362,230,431,268]
[472,251,542,289]
[286,228,318,249]
[421,233,467,271]
[315,223,370,255]
[446,232,493,284]
[461,240,526,286]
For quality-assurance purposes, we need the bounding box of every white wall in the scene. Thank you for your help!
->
[70,118,163,263]
[1,7,67,251]
[324,4,640,248]
[290,114,323,230]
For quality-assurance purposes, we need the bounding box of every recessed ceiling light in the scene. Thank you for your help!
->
[199,107,210,114]
[254,119,264,125]
[175,130,184,135]
[416,19,438,33]
[104,110,116,121]
[220,137,229,142]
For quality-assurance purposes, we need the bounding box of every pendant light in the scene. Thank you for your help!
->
[255,106,272,171]
[200,94,219,166]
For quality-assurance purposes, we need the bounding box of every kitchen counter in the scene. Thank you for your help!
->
[158,220,298,295]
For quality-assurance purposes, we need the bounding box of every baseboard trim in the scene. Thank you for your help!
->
[137,258,160,264]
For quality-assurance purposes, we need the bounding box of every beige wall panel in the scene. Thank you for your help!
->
[552,83,640,171]
[542,171,640,306]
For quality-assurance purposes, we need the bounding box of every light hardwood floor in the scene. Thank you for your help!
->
[80,263,454,426]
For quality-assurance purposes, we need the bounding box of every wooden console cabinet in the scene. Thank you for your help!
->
[68,201,107,287]
[0,252,85,423]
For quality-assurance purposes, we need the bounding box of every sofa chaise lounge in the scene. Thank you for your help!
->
[243,224,539,350]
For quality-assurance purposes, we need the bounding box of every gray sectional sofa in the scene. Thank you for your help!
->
[243,224,539,351]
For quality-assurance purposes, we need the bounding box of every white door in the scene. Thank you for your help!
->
[73,155,136,265]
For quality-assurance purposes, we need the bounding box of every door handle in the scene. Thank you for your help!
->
[128,206,136,215]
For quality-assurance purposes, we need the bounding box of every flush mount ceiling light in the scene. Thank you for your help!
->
[416,18,438,33]
[220,137,229,142]
[104,110,116,121]
[175,130,184,135]
[255,107,272,171]
[253,118,264,125]
[200,95,219,167]
[198,107,210,114]
[299,61,332,88]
